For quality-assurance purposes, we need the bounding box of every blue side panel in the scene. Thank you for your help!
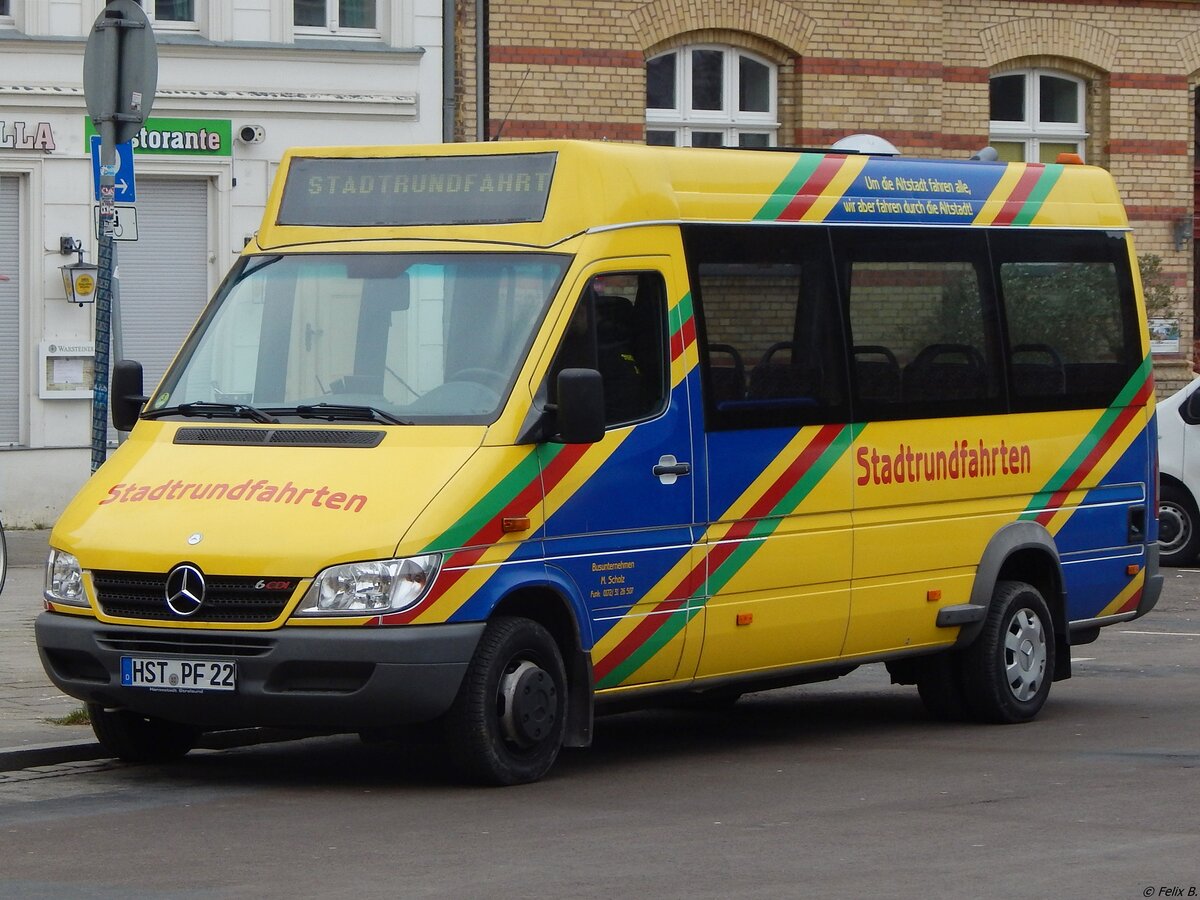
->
[540,379,697,648]
[1054,429,1151,622]
[823,157,1010,226]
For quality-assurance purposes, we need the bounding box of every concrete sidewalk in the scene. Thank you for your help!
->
[0,527,105,770]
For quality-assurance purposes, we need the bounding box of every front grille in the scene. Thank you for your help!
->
[174,427,384,448]
[92,570,300,623]
[96,630,275,657]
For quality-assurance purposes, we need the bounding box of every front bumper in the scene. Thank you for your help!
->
[35,612,484,731]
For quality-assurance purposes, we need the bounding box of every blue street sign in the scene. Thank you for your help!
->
[91,136,136,202]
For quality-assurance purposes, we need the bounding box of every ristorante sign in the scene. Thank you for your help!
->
[84,117,232,157]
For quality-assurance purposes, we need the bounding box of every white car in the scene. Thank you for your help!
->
[1158,376,1200,565]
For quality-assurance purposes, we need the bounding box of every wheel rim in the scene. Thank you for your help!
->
[498,658,558,750]
[1158,501,1191,556]
[1003,607,1047,702]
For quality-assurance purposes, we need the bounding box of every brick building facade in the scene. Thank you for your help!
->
[454,0,1200,393]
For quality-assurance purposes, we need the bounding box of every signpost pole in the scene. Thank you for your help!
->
[83,0,156,471]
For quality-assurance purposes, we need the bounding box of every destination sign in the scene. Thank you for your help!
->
[277,152,557,227]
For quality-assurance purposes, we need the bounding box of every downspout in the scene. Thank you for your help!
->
[442,0,455,141]
[475,0,488,140]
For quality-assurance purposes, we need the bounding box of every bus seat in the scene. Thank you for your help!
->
[706,343,746,405]
[853,344,901,402]
[748,342,821,401]
[903,343,987,402]
[1011,343,1066,397]
[594,294,644,420]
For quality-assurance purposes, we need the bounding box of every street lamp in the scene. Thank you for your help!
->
[59,237,99,307]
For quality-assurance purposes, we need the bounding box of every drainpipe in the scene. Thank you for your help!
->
[442,0,455,141]
[475,0,488,140]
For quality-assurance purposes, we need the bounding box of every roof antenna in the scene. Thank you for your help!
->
[492,69,531,141]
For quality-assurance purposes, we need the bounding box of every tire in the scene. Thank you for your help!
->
[443,616,567,786]
[960,581,1055,724]
[1158,483,1200,566]
[915,652,971,721]
[87,703,200,763]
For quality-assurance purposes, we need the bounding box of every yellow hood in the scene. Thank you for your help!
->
[50,422,486,577]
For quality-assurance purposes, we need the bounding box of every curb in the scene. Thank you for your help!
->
[0,738,108,772]
[0,728,310,773]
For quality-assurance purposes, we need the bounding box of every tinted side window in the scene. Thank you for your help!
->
[835,228,1003,421]
[549,271,669,428]
[990,230,1140,410]
[684,225,848,430]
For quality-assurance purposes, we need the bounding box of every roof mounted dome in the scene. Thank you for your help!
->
[830,134,900,156]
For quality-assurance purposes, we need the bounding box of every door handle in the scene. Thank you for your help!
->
[653,454,691,484]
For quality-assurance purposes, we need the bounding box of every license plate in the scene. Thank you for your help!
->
[120,656,237,692]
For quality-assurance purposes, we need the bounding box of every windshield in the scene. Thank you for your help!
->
[153,252,570,423]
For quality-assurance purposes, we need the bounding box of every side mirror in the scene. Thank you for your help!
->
[111,360,147,432]
[554,368,605,444]
[1183,389,1200,426]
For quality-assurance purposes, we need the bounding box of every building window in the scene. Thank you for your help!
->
[134,0,196,28]
[646,46,778,148]
[0,0,14,25]
[295,0,378,34]
[989,69,1087,163]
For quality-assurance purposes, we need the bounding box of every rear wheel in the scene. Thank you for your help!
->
[960,581,1054,724]
[1158,483,1200,566]
[87,703,200,763]
[443,616,567,785]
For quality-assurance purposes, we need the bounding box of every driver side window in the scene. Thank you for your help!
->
[550,271,669,428]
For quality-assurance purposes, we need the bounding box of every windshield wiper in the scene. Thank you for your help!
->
[294,403,411,425]
[141,401,280,424]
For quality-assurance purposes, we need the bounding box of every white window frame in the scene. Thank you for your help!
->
[989,68,1088,163]
[646,45,779,149]
[134,1,201,33]
[294,0,382,40]
[0,0,14,29]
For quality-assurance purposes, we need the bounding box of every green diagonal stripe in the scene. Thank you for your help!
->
[1021,354,1152,517]
[755,155,824,221]
[1011,164,1064,226]
[423,446,554,552]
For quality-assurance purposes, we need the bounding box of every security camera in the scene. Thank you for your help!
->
[237,125,266,145]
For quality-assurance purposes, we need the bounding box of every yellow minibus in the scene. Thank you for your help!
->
[36,140,1161,783]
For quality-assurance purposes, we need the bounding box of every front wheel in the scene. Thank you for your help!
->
[960,581,1055,724]
[87,703,200,763]
[443,616,567,786]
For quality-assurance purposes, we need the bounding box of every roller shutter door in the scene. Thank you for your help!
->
[0,176,19,444]
[115,177,210,396]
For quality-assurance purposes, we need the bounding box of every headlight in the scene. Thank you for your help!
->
[45,549,87,606]
[294,555,440,616]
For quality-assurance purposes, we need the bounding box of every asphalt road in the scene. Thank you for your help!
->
[1,568,1197,900]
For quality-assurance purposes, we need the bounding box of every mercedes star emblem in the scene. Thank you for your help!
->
[165,563,206,617]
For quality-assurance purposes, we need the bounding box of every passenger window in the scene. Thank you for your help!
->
[838,229,1002,420]
[549,272,669,428]
[991,231,1140,410]
[684,225,848,429]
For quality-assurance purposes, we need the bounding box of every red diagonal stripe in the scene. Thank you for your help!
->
[778,156,846,221]
[992,163,1045,226]
[592,598,689,682]
[380,443,592,624]
[1034,386,1150,526]
[671,314,696,361]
